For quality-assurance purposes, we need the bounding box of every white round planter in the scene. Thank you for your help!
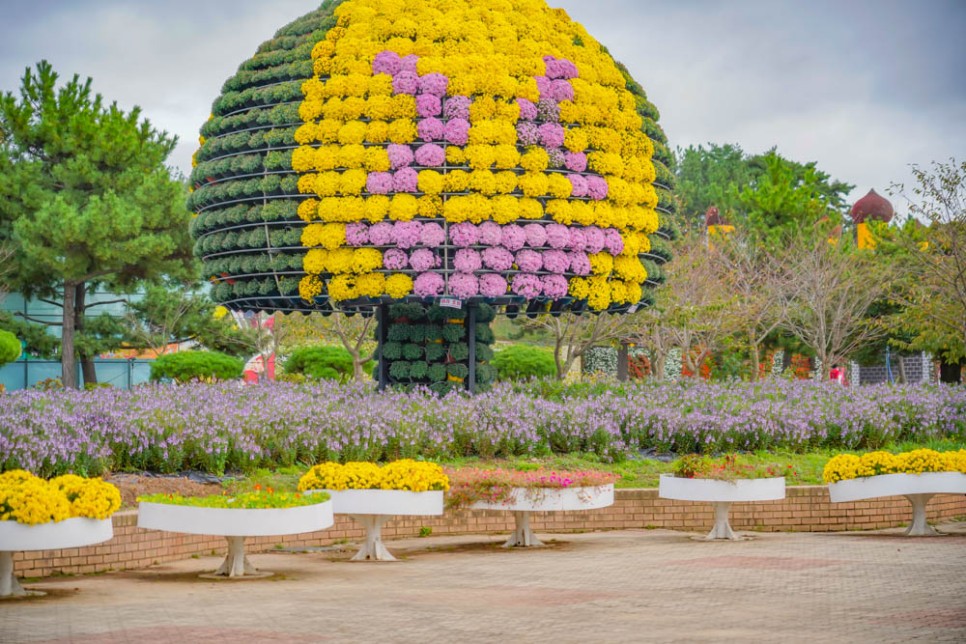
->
[137,500,333,577]
[470,485,615,547]
[315,489,444,561]
[659,475,785,541]
[1,517,113,597]
[827,472,966,536]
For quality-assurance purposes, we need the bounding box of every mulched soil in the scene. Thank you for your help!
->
[105,473,225,509]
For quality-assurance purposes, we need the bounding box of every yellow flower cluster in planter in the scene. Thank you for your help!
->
[0,470,122,525]
[298,459,449,492]
[823,449,966,484]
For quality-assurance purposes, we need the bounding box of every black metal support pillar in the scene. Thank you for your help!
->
[467,304,477,394]
[376,303,389,391]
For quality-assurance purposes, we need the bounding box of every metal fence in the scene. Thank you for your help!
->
[0,359,153,391]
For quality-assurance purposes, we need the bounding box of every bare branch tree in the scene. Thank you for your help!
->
[780,234,895,377]
[711,231,791,379]
[328,314,377,381]
[623,305,677,381]
[659,236,736,376]
[275,312,376,381]
[520,311,634,379]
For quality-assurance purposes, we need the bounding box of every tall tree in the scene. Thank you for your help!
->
[0,61,195,387]
[675,144,853,235]
[674,143,757,225]
[737,150,852,243]
[623,298,678,381]
[888,159,966,364]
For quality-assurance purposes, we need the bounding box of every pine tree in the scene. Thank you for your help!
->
[0,61,195,387]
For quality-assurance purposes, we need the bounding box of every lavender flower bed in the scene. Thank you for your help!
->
[1,380,964,477]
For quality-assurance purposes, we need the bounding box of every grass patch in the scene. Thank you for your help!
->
[161,439,966,495]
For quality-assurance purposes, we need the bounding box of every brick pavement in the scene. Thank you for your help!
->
[2,522,964,643]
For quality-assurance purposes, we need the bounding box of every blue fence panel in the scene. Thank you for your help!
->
[0,359,154,391]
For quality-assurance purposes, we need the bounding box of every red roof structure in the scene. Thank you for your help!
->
[850,189,894,224]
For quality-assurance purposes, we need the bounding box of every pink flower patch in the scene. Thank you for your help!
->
[482,246,514,271]
[448,272,479,298]
[478,221,503,246]
[414,272,445,297]
[541,274,569,299]
[392,71,419,95]
[366,172,393,195]
[418,73,448,97]
[415,94,442,118]
[369,222,393,246]
[479,273,508,298]
[420,222,445,247]
[414,143,445,167]
[409,248,439,272]
[443,118,470,146]
[383,248,408,270]
[392,168,418,193]
[453,248,482,272]
[372,51,401,76]
[417,117,444,142]
[387,144,414,170]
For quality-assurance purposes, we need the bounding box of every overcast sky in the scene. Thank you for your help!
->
[2,0,964,211]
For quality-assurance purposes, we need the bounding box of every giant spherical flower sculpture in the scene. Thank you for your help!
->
[188,0,674,390]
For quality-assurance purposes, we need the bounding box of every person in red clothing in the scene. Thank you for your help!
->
[829,364,846,385]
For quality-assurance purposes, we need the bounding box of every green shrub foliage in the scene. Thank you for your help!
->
[150,351,244,383]
[284,345,372,381]
[0,330,22,366]
[492,345,556,381]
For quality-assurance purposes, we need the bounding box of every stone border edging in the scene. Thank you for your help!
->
[12,486,966,579]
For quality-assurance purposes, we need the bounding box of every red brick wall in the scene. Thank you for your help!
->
[13,486,966,578]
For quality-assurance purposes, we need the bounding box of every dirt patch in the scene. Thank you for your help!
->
[105,473,224,509]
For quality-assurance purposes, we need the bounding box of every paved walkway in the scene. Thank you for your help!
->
[2,523,965,643]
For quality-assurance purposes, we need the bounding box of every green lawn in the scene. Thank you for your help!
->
[229,438,966,493]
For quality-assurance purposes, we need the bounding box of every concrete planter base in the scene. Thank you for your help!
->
[471,485,615,547]
[659,475,785,540]
[1,518,112,597]
[323,490,444,561]
[828,472,966,536]
[137,501,333,577]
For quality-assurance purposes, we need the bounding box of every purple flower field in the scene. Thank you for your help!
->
[1,380,964,477]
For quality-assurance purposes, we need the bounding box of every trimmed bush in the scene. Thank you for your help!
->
[284,345,372,381]
[492,345,556,381]
[0,330,22,366]
[150,351,244,383]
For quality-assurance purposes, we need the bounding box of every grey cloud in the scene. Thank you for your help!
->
[2,0,964,209]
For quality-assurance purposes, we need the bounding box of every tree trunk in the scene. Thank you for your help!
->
[616,343,629,382]
[749,341,761,382]
[61,281,77,389]
[651,350,667,381]
[75,283,97,386]
[553,334,566,381]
